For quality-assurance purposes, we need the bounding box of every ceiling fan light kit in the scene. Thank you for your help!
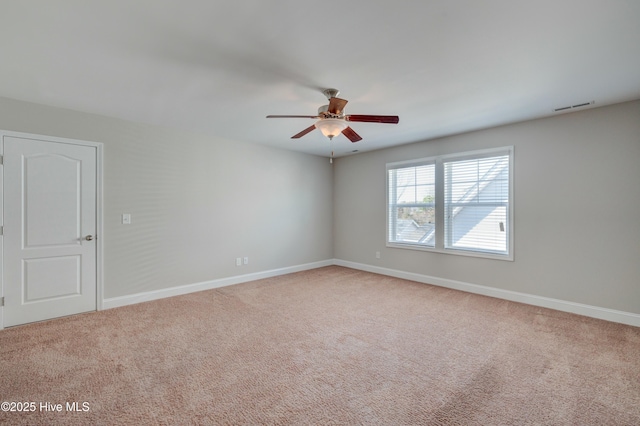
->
[315,118,348,140]
[266,88,400,148]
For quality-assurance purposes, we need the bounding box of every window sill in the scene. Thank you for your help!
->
[386,242,514,261]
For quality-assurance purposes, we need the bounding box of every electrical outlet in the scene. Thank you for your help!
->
[376,251,381,259]
[243,257,249,265]
[236,257,242,266]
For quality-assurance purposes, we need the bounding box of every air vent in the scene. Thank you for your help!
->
[554,100,595,112]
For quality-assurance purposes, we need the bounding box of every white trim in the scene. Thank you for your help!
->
[103,260,333,310]
[6,253,639,328]
[96,143,104,311]
[333,259,640,328]
[0,130,104,330]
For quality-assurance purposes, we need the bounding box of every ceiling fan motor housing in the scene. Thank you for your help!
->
[318,104,342,119]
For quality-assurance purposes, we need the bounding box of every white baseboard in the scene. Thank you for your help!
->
[102,258,640,328]
[102,260,334,310]
[333,259,640,328]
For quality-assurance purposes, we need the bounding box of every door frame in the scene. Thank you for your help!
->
[0,129,104,330]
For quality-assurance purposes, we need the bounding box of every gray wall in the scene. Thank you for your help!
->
[0,97,333,299]
[334,100,640,314]
[2,95,638,315]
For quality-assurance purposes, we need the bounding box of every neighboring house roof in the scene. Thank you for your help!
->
[396,220,435,244]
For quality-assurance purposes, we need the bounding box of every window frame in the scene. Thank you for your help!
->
[387,160,436,248]
[386,146,514,261]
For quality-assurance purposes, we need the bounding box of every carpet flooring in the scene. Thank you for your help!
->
[1,266,639,425]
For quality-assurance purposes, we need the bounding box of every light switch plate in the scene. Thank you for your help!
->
[122,213,131,224]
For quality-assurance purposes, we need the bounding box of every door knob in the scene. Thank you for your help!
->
[85,235,94,241]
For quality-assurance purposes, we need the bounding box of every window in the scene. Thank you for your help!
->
[388,162,436,247]
[387,147,513,260]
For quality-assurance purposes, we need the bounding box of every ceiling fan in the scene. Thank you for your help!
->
[266,88,399,143]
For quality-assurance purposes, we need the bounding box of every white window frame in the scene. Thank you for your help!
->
[387,160,436,248]
[386,146,514,261]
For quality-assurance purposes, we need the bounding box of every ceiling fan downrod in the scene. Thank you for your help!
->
[322,88,340,100]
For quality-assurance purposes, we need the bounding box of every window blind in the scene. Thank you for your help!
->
[444,154,509,254]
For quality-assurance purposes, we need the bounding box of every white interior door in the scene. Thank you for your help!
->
[2,135,97,327]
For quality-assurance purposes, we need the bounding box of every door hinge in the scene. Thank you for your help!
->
[0,226,3,235]
[1,297,4,307]
[0,155,3,165]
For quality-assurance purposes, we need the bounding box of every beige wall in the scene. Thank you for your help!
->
[333,100,640,314]
[0,97,334,299]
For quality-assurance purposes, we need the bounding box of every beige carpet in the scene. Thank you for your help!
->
[1,266,639,425]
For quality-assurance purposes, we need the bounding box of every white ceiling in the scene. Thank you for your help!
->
[1,1,639,158]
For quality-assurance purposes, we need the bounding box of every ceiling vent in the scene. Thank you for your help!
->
[554,100,595,112]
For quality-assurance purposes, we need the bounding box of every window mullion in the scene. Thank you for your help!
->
[389,170,397,242]
[434,159,445,250]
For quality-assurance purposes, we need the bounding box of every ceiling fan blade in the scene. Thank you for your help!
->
[346,114,399,124]
[342,126,362,143]
[266,115,319,119]
[328,97,348,115]
[292,125,317,139]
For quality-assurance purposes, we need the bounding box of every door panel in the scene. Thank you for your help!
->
[24,154,82,247]
[3,136,97,327]
[24,256,81,302]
